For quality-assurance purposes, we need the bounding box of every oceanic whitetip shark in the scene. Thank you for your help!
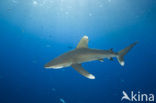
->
[44,36,137,79]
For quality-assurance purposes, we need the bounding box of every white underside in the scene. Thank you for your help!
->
[45,66,64,69]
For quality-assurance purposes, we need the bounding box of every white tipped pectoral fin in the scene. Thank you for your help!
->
[88,74,95,79]
[72,64,95,79]
[76,36,88,48]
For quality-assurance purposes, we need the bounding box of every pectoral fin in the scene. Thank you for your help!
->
[72,64,95,79]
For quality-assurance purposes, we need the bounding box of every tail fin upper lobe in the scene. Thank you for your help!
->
[117,41,138,66]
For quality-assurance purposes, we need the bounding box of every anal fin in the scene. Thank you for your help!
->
[98,59,104,62]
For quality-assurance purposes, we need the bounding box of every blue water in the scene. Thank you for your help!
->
[0,0,156,103]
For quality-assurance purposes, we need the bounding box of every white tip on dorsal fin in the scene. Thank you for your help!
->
[76,35,88,49]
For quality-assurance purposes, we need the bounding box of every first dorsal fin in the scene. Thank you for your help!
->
[76,36,88,48]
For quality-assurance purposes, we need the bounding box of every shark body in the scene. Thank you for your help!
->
[45,36,137,79]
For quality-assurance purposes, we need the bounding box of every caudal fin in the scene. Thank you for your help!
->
[117,41,138,66]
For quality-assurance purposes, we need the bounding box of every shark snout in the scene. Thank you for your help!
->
[44,62,54,69]
[44,64,51,69]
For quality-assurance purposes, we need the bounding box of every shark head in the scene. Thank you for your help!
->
[44,55,72,69]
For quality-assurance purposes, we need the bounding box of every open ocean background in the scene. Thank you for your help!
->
[0,0,156,103]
